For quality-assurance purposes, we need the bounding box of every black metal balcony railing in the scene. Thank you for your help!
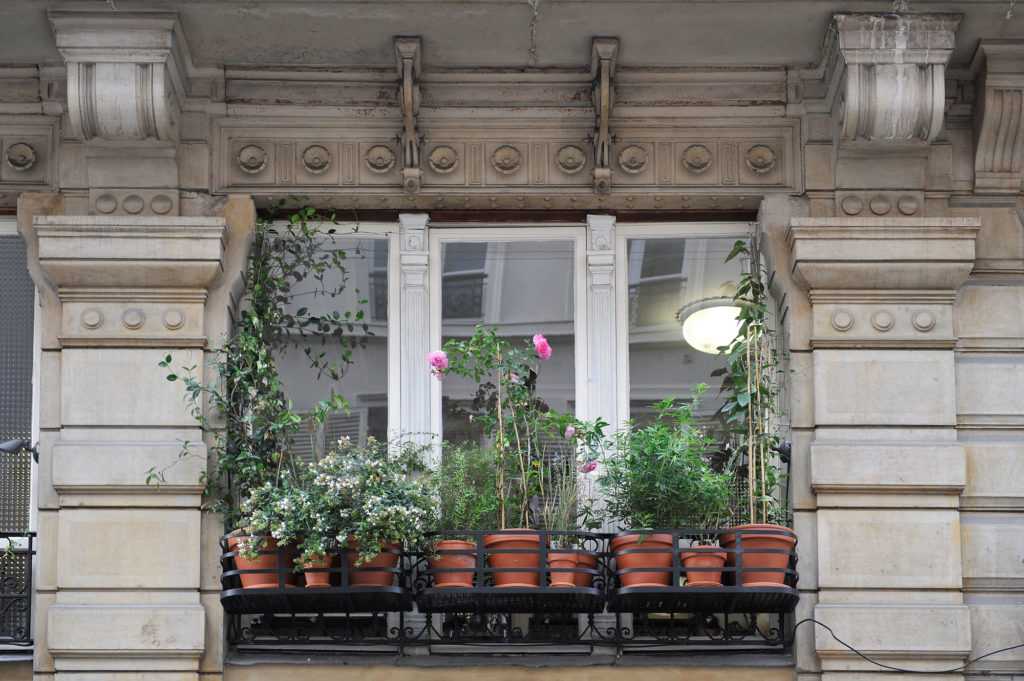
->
[221,528,798,657]
[0,532,34,646]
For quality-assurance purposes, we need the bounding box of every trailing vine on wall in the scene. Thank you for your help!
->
[158,203,368,528]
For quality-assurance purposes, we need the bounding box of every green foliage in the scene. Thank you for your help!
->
[715,236,787,526]
[159,202,367,528]
[435,442,501,534]
[599,385,734,531]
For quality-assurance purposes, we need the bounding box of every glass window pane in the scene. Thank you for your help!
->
[627,236,743,424]
[441,240,575,446]
[276,236,389,461]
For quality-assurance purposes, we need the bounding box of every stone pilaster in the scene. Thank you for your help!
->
[398,213,432,451]
[788,217,979,674]
[18,208,245,681]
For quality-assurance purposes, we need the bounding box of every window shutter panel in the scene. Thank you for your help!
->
[324,409,368,449]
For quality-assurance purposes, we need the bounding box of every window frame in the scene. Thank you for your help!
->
[614,222,754,430]
[428,225,589,443]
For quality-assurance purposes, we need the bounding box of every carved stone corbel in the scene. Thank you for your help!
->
[590,38,619,194]
[395,37,423,194]
[833,13,960,144]
[50,10,188,143]
[972,41,1024,194]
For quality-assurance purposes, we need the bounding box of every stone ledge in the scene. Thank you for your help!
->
[48,604,204,671]
[811,443,966,497]
[52,440,205,497]
[814,604,971,671]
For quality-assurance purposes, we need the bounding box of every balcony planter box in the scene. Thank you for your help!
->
[226,535,297,589]
[483,530,542,587]
[680,545,727,587]
[719,524,797,587]
[345,541,401,587]
[610,532,674,587]
[429,539,477,588]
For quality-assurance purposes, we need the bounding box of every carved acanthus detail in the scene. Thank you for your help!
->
[395,37,423,194]
[833,13,960,144]
[590,38,619,194]
[50,11,187,143]
[972,42,1024,194]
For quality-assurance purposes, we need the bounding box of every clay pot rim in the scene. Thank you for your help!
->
[483,530,542,547]
[720,523,797,547]
[433,539,478,549]
[609,532,675,552]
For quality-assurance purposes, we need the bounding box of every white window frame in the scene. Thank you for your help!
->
[614,222,753,430]
[428,225,589,442]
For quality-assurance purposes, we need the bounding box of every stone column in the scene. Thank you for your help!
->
[398,213,432,449]
[789,217,979,674]
[17,209,241,681]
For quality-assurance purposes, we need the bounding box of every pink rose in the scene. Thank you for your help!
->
[580,460,598,474]
[532,333,552,361]
[564,425,576,439]
[427,350,449,379]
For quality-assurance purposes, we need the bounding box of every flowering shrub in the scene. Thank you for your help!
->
[308,436,437,564]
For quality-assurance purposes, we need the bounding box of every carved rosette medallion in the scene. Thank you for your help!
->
[912,311,936,332]
[301,145,332,174]
[5,142,36,172]
[237,145,268,175]
[831,310,855,332]
[428,145,459,174]
[617,145,649,174]
[871,310,895,332]
[745,144,777,174]
[682,144,713,174]
[365,145,397,173]
[556,145,586,174]
[491,145,522,174]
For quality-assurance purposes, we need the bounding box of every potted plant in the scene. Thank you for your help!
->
[309,436,436,587]
[431,442,501,588]
[716,237,796,587]
[231,479,306,589]
[600,386,733,588]
[433,326,557,587]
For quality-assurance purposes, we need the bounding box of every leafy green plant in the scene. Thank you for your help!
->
[159,203,368,528]
[435,442,501,535]
[599,385,733,531]
[716,236,787,526]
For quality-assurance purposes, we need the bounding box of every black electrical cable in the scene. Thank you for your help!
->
[791,618,1024,674]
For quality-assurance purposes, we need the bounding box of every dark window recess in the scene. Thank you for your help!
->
[442,273,487,319]
[0,235,34,534]
[639,238,686,279]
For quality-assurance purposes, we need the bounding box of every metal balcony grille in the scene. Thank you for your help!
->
[0,533,34,645]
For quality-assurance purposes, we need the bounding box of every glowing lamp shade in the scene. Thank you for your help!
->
[679,301,742,354]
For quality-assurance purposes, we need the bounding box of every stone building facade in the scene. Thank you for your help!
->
[0,2,1023,681]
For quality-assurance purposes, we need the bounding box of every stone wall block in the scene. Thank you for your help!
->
[811,443,966,500]
[956,353,1024,428]
[57,509,201,590]
[961,439,1024,510]
[817,509,963,590]
[52,440,206,497]
[961,512,1024,590]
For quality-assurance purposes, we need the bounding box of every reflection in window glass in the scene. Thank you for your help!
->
[441,240,575,446]
[627,236,744,424]
[276,236,389,462]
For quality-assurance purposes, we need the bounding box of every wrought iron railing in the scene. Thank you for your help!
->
[221,528,797,657]
[0,532,34,646]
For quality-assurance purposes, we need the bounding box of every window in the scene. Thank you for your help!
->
[276,230,392,461]
[433,234,578,446]
[618,227,748,427]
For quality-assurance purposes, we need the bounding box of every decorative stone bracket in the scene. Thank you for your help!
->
[590,38,619,194]
[972,41,1024,194]
[396,37,423,194]
[833,13,960,144]
[50,10,190,143]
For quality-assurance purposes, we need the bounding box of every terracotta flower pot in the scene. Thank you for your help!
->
[483,530,541,587]
[573,550,599,587]
[610,533,675,588]
[720,523,797,587]
[680,545,727,587]
[429,539,477,588]
[227,535,297,589]
[547,550,579,588]
[345,540,401,587]
[302,553,335,588]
